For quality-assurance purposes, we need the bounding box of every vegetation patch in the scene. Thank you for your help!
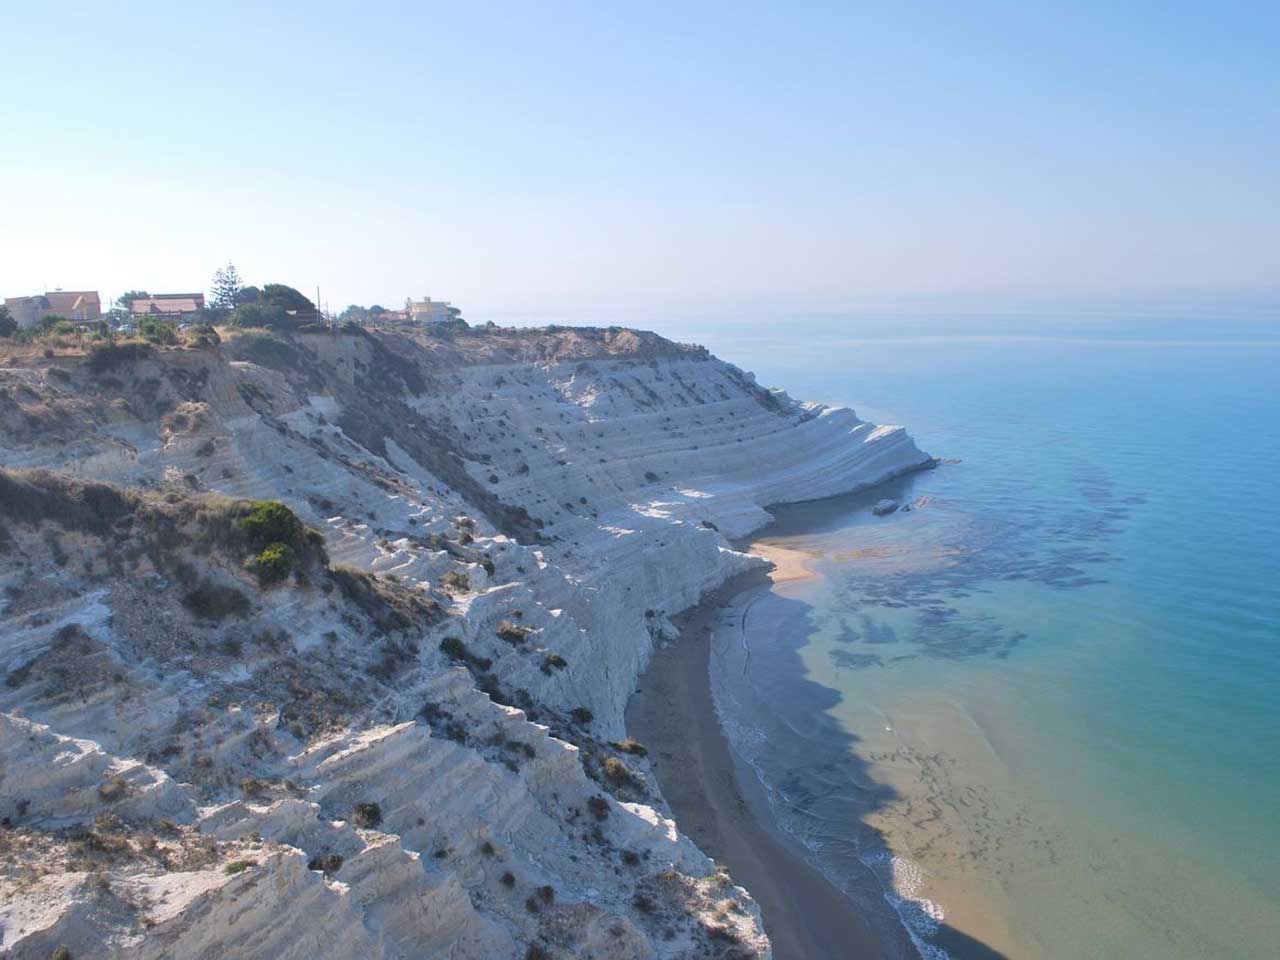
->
[247,541,296,586]
[98,777,130,802]
[602,757,635,788]
[441,569,470,592]
[238,501,306,550]
[0,469,137,536]
[307,853,344,875]
[352,801,383,829]
[331,565,436,633]
[440,636,469,662]
[496,619,532,644]
[182,581,251,620]
[540,653,568,675]
[85,342,153,375]
[587,795,611,822]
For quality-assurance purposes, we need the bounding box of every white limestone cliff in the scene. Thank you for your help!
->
[0,325,930,958]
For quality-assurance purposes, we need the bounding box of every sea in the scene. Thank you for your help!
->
[645,304,1280,959]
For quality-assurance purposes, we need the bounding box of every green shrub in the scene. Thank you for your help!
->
[248,542,295,585]
[139,316,176,345]
[224,859,255,875]
[570,707,594,726]
[228,302,289,330]
[238,501,304,548]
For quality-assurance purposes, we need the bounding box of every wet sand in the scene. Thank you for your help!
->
[627,565,888,959]
[747,540,820,586]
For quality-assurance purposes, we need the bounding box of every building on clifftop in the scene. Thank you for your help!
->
[3,290,101,328]
[130,293,207,321]
[406,296,461,324]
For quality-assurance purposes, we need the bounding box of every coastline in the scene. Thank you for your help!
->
[627,565,893,960]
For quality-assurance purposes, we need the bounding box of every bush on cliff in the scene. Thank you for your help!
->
[352,801,383,829]
[602,756,635,788]
[228,302,290,330]
[139,316,177,345]
[441,570,470,593]
[248,541,295,586]
[238,501,305,549]
[85,342,153,375]
[496,620,531,644]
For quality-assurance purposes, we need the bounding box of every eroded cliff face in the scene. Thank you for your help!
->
[0,324,930,959]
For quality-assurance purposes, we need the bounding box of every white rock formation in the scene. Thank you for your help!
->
[0,325,930,958]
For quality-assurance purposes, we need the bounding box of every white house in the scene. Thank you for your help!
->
[405,296,461,324]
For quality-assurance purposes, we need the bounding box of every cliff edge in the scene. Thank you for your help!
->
[0,323,930,959]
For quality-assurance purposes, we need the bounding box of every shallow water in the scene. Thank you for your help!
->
[663,309,1280,958]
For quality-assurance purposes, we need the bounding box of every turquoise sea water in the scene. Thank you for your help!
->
[651,309,1280,958]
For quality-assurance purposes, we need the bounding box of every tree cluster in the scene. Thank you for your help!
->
[210,263,317,330]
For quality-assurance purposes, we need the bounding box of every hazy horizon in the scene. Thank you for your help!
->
[3,2,1278,317]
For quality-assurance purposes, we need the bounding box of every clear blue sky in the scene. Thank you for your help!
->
[2,1,1277,320]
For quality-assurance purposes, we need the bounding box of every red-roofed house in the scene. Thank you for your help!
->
[3,290,101,328]
[130,293,206,321]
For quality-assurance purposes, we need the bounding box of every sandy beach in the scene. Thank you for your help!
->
[627,565,890,960]
[745,539,821,587]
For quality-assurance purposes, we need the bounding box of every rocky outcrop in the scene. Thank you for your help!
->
[0,324,930,958]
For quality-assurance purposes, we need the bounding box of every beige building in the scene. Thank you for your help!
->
[406,296,461,324]
[4,290,101,328]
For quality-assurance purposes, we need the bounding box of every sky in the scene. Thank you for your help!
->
[2,1,1277,322]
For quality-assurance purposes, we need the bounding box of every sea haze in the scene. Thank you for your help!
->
[660,307,1280,959]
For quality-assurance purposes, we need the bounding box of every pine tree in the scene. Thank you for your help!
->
[211,262,244,312]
